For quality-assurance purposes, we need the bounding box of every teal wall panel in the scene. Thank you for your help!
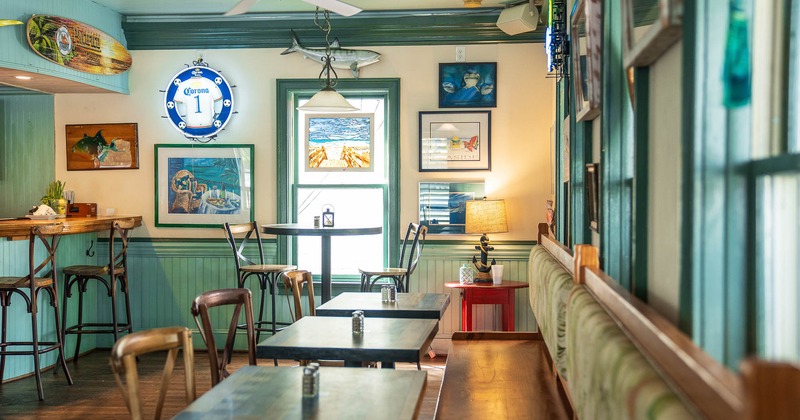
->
[0,0,129,94]
[0,94,55,218]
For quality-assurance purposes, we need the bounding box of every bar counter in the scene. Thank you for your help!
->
[0,216,143,240]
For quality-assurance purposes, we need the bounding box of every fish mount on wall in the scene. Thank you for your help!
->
[281,30,380,79]
[26,15,132,75]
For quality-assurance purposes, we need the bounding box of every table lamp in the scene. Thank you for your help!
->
[465,199,508,282]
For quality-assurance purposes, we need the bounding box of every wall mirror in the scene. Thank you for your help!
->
[419,181,485,234]
[571,0,602,121]
[622,0,683,68]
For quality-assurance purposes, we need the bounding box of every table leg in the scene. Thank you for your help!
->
[463,290,473,332]
[321,235,332,303]
[504,289,516,331]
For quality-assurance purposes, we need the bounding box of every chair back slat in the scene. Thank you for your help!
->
[191,288,257,386]
[29,224,64,288]
[109,218,136,270]
[110,326,195,419]
[400,223,427,291]
[222,222,265,270]
[282,270,316,321]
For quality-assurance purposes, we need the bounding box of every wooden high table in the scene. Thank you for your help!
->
[444,281,529,331]
[174,366,427,420]
[0,215,143,240]
[261,223,382,303]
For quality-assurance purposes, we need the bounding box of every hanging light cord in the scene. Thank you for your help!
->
[313,7,339,89]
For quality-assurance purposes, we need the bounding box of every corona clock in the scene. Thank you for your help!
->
[164,63,234,141]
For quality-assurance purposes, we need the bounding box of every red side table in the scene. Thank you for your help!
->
[444,281,529,331]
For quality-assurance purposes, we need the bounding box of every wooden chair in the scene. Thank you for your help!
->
[0,223,73,401]
[359,223,428,293]
[222,222,296,342]
[191,288,256,386]
[62,218,136,364]
[281,270,316,322]
[109,326,195,420]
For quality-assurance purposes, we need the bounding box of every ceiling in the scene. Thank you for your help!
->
[89,0,510,16]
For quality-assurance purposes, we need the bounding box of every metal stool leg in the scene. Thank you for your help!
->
[31,290,44,401]
[73,278,86,362]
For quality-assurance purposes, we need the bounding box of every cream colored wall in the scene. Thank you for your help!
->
[54,43,554,239]
[647,40,682,323]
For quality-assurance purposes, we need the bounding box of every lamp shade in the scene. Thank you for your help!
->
[465,199,508,234]
[297,87,358,112]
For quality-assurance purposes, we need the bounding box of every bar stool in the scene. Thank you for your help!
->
[0,223,73,401]
[359,223,427,293]
[61,218,136,364]
[223,222,296,342]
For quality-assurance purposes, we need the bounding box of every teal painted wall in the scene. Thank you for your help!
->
[0,0,129,94]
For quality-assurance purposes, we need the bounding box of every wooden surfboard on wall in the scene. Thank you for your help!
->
[26,15,132,75]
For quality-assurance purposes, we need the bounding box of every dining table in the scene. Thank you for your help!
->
[256,316,438,368]
[316,292,450,320]
[261,223,382,303]
[173,365,427,419]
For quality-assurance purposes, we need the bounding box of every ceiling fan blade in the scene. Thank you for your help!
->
[303,0,362,17]
[224,0,258,16]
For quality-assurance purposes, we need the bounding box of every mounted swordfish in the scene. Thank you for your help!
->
[281,30,380,79]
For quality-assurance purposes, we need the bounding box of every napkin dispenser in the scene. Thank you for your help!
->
[67,203,97,217]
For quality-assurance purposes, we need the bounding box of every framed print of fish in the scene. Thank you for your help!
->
[439,62,497,108]
[65,123,139,170]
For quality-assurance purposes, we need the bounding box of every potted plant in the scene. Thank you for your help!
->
[42,180,67,215]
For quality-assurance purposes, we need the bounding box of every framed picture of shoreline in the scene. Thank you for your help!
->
[154,144,254,228]
[419,181,485,234]
[305,113,374,172]
[65,123,139,170]
[419,110,491,172]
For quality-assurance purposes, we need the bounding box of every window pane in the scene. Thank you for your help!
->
[296,187,384,277]
[759,173,800,362]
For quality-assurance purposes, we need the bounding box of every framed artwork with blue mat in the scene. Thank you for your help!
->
[439,62,497,108]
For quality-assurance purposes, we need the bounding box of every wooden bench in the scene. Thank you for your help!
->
[435,223,800,419]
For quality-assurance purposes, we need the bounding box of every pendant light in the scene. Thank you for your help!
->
[298,8,357,112]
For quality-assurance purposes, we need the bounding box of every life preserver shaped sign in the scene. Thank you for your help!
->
[164,65,234,140]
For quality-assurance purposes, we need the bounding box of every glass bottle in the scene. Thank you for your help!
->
[459,263,474,285]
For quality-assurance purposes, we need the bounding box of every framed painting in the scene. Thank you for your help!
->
[154,144,254,228]
[305,113,374,172]
[439,62,497,108]
[586,162,599,231]
[622,0,683,68]
[65,123,139,170]
[419,111,491,172]
[571,0,602,121]
[419,181,485,234]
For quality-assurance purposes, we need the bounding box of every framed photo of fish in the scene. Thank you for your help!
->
[65,123,139,170]
[154,144,254,228]
[439,62,497,108]
[419,111,491,172]
[305,113,374,172]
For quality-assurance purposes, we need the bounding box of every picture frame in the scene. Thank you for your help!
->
[65,123,139,170]
[439,62,497,108]
[586,162,599,231]
[154,144,254,228]
[621,0,683,68]
[419,111,491,172]
[571,0,602,121]
[305,113,374,172]
[419,181,485,234]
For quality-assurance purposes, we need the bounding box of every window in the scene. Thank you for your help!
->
[276,79,400,281]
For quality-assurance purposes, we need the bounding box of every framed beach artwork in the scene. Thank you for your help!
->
[65,123,139,170]
[419,111,491,172]
[419,181,485,234]
[305,113,374,172]
[439,62,497,108]
[154,144,254,228]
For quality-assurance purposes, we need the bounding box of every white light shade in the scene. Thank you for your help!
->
[297,87,358,112]
[465,199,509,234]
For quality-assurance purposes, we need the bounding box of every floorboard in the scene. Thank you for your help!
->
[0,350,446,419]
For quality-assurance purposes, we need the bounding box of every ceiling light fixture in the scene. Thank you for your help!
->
[297,8,357,113]
[463,0,483,8]
[15,75,32,80]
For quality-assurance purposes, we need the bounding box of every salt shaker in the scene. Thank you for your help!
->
[352,310,365,336]
[302,363,320,399]
[381,285,390,302]
[387,284,397,303]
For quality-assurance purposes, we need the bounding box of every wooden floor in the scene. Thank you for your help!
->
[0,350,446,419]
